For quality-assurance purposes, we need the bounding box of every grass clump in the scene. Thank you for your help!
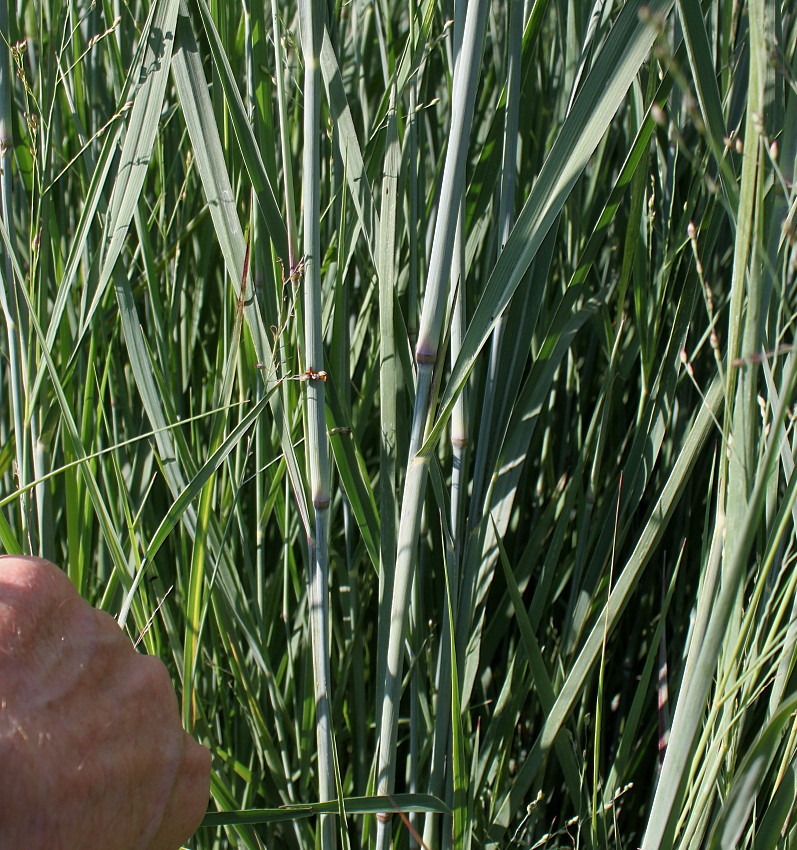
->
[1,0,797,848]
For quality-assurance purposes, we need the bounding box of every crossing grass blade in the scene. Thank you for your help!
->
[202,792,450,827]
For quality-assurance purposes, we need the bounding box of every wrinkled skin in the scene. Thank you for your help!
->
[0,556,211,850]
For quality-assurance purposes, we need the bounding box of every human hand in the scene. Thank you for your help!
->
[0,556,211,850]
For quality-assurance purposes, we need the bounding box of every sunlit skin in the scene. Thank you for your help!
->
[0,556,211,850]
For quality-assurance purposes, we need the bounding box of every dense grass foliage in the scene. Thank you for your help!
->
[1,0,796,848]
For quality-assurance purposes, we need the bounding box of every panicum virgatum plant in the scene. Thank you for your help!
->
[1,0,796,847]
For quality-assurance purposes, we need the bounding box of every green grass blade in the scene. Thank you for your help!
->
[426,0,677,453]
[708,692,797,849]
[490,374,724,837]
[188,0,289,263]
[202,793,451,827]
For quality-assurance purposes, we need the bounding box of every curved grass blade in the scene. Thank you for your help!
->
[188,0,289,263]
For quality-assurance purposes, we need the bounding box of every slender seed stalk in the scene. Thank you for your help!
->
[375,2,489,847]
[424,4,469,843]
[298,0,335,844]
[424,3,523,841]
